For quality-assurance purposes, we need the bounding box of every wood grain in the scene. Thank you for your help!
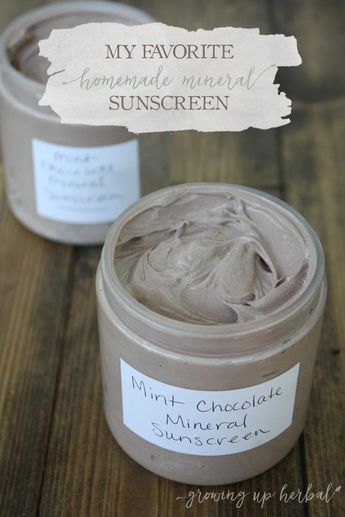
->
[271,0,345,102]
[0,0,344,516]
[37,248,161,517]
[0,173,74,515]
[168,130,280,188]
[270,1,345,513]
[279,101,345,517]
[0,8,72,515]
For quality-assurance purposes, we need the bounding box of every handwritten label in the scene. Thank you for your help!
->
[32,138,139,224]
[120,360,300,456]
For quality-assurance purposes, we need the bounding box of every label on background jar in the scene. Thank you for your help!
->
[120,359,300,456]
[32,138,140,224]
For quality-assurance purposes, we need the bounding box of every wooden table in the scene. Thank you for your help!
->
[1,1,344,515]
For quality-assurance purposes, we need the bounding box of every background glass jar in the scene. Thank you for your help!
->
[96,183,327,485]
[0,1,153,244]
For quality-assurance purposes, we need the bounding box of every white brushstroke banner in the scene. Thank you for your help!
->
[39,23,302,133]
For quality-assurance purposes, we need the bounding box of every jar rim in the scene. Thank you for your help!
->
[100,183,325,348]
[0,1,154,93]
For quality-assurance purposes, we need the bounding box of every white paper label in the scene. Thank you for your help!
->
[32,138,140,224]
[120,359,300,456]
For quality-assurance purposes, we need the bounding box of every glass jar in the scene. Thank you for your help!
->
[96,183,326,485]
[0,1,153,244]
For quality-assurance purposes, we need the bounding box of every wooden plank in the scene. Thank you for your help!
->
[0,173,74,515]
[168,130,280,188]
[140,133,172,195]
[279,100,345,516]
[271,1,345,512]
[0,166,5,217]
[0,10,76,516]
[270,0,345,101]
[124,0,273,30]
[37,247,160,517]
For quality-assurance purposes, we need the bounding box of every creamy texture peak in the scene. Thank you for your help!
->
[114,189,312,324]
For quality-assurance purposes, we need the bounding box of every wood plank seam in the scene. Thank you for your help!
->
[34,247,78,517]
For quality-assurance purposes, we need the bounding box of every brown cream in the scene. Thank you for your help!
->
[96,184,326,485]
[115,190,313,324]
[8,11,136,83]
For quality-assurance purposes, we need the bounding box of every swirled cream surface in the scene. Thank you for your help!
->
[114,189,313,324]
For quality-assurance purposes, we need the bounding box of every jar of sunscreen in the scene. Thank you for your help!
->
[96,183,326,485]
[0,1,153,244]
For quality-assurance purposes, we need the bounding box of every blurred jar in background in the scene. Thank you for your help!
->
[0,1,153,244]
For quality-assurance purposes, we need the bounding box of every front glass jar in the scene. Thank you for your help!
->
[96,183,326,485]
